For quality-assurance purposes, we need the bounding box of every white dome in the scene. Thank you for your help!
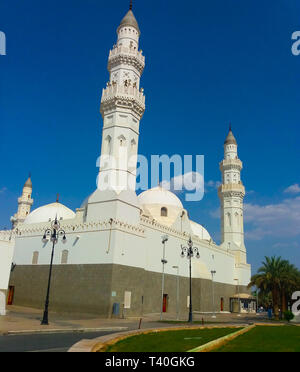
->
[138,186,183,227]
[190,221,211,241]
[138,186,183,209]
[24,202,76,225]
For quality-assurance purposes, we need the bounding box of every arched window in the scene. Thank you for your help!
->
[32,251,39,265]
[226,212,231,227]
[118,135,126,147]
[161,207,168,217]
[131,138,137,154]
[61,250,69,264]
[105,135,112,155]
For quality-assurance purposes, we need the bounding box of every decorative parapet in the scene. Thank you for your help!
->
[140,216,233,257]
[108,46,145,73]
[0,230,15,242]
[218,183,245,197]
[219,158,243,171]
[14,218,145,238]
[100,84,145,118]
[101,84,145,105]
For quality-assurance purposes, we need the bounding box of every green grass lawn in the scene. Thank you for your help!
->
[214,325,300,352]
[106,327,242,352]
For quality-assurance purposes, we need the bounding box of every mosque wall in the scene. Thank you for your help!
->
[9,263,249,317]
[0,234,14,315]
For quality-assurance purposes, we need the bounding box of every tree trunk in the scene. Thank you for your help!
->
[281,291,287,312]
[272,289,280,319]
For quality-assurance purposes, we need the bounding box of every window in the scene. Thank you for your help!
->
[118,134,126,147]
[161,207,168,217]
[61,250,69,264]
[105,135,112,155]
[124,291,131,309]
[32,251,39,265]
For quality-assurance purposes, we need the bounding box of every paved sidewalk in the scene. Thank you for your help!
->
[0,305,269,335]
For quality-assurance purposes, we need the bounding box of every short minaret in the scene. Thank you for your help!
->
[218,126,246,263]
[99,2,145,193]
[11,175,34,228]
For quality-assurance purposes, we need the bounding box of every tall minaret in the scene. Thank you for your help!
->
[98,2,145,193]
[11,175,34,228]
[218,126,246,263]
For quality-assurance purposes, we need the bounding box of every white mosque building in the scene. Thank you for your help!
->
[0,4,253,318]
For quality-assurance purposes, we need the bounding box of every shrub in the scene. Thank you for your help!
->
[283,311,294,322]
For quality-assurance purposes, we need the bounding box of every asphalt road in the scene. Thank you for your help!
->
[0,330,120,352]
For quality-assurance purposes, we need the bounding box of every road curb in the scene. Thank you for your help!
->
[1,327,128,336]
[68,324,248,352]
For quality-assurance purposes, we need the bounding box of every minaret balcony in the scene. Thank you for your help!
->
[108,46,145,73]
[219,158,243,172]
[218,183,245,197]
[18,197,34,205]
[100,84,145,118]
[101,84,145,106]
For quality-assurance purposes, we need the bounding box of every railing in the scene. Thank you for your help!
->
[108,45,145,64]
[101,84,145,106]
[219,183,245,193]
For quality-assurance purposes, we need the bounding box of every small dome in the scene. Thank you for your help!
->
[190,221,211,241]
[24,177,32,189]
[117,10,140,34]
[224,129,237,145]
[138,186,183,209]
[24,202,76,224]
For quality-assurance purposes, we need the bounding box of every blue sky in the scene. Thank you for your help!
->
[1,0,299,273]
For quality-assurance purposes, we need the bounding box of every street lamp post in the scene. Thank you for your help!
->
[211,270,216,318]
[172,266,180,320]
[41,217,67,325]
[180,237,200,323]
[160,235,168,321]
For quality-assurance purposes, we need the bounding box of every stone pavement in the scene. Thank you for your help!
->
[0,305,270,335]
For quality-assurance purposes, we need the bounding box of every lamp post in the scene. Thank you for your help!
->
[41,217,67,325]
[211,270,216,318]
[160,235,168,321]
[172,265,180,320]
[180,237,200,323]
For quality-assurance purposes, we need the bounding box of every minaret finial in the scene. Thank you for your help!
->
[56,193,60,203]
[229,122,232,132]
[129,0,133,10]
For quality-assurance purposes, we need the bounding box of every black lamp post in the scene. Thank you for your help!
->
[41,217,67,325]
[180,237,200,323]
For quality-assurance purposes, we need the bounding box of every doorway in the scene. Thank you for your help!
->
[7,286,14,305]
[220,297,224,312]
[163,294,168,312]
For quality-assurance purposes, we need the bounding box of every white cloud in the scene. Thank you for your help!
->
[161,171,204,193]
[244,196,300,240]
[284,184,300,194]
[206,180,221,190]
[210,195,300,241]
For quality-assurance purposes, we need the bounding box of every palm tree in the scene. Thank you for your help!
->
[280,262,300,312]
[248,256,287,319]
